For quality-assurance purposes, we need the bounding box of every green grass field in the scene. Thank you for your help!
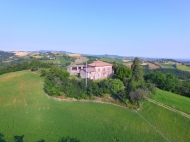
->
[40,60,58,64]
[155,62,175,69]
[177,65,190,72]
[150,89,190,114]
[101,58,124,65]
[0,71,190,141]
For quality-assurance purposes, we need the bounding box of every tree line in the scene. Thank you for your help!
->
[43,67,125,99]
[43,58,156,107]
[0,59,54,75]
[144,68,190,80]
[144,71,190,98]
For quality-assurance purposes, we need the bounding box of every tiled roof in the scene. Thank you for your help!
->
[88,60,112,67]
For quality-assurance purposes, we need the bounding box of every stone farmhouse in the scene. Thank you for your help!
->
[67,60,113,80]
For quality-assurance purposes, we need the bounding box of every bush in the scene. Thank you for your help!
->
[129,88,149,105]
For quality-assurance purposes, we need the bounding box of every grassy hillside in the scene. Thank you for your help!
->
[0,71,190,141]
[101,58,124,65]
[177,65,190,72]
[139,102,190,142]
[155,62,175,69]
[150,89,190,114]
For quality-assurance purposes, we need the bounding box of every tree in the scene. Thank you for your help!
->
[144,71,180,92]
[145,71,165,89]
[131,58,144,82]
[115,65,132,80]
[164,73,180,91]
[105,78,124,93]
[0,133,6,142]
[40,69,48,77]
[126,58,151,106]
[112,61,118,73]
[30,59,41,71]
[179,79,190,97]
[129,88,149,105]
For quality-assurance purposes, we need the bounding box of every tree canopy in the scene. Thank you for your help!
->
[131,58,144,82]
[114,65,132,80]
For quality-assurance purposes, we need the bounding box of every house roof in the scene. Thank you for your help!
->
[88,60,112,67]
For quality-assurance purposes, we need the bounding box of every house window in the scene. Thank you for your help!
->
[103,68,105,71]
[98,68,100,72]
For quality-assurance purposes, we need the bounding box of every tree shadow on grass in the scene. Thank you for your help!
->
[58,136,80,142]
[38,140,45,142]
[14,135,24,142]
[0,133,6,142]
[0,133,80,142]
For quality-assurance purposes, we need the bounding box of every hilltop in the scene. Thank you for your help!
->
[0,71,190,141]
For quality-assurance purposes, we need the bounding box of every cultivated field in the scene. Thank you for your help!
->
[13,52,29,57]
[150,89,190,114]
[147,62,160,69]
[0,71,190,141]
[101,58,124,65]
[123,60,131,63]
[155,62,175,69]
[177,65,190,72]
[68,54,81,57]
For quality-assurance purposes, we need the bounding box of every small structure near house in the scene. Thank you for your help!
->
[67,65,86,75]
[67,60,113,80]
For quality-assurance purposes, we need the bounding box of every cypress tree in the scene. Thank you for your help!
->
[131,57,144,82]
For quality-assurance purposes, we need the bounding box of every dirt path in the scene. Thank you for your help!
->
[145,97,190,119]
[46,94,129,110]
[45,93,190,119]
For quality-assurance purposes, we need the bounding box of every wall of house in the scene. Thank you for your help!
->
[67,66,85,75]
[86,66,112,80]
[80,70,91,79]
[75,65,113,80]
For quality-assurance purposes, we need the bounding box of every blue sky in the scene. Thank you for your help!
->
[0,0,189,58]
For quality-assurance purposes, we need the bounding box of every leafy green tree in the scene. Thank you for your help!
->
[164,73,180,91]
[40,69,48,77]
[30,59,41,71]
[115,65,132,80]
[105,78,124,93]
[44,67,69,96]
[145,71,166,89]
[179,79,190,97]
[144,71,180,92]
[126,58,152,106]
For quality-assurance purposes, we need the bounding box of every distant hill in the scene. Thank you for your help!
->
[0,51,15,60]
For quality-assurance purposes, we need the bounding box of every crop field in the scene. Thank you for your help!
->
[177,65,190,72]
[101,58,124,65]
[155,62,175,69]
[147,62,160,69]
[13,51,29,57]
[150,89,190,114]
[0,71,190,141]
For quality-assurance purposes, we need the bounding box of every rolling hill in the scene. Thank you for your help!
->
[0,71,189,141]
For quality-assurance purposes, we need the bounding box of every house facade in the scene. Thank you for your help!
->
[67,60,113,80]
